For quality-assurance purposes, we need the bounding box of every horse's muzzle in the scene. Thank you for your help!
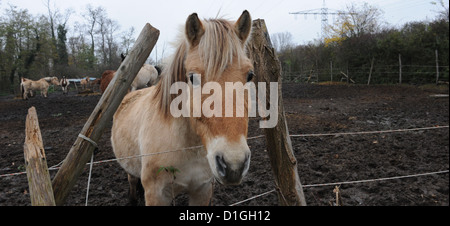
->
[215,153,250,185]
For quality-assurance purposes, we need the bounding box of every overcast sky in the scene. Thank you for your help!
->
[1,0,448,61]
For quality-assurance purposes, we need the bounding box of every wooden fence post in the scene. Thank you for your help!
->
[247,19,307,206]
[51,23,160,205]
[399,54,402,84]
[435,49,439,85]
[368,57,374,85]
[330,60,333,83]
[24,107,55,206]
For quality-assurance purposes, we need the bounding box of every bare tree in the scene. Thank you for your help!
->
[432,0,449,21]
[341,2,384,38]
[44,0,73,43]
[44,0,72,74]
[105,19,120,67]
[120,27,135,55]
[44,0,57,41]
[96,10,108,65]
[324,2,384,46]
[83,5,105,67]
[271,32,293,53]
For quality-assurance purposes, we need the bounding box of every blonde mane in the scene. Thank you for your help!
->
[154,18,249,116]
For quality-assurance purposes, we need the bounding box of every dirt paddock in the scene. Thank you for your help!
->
[0,83,448,206]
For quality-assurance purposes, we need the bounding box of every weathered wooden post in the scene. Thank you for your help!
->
[330,60,333,83]
[52,23,160,205]
[24,107,55,206]
[399,54,402,84]
[435,49,439,85]
[368,57,374,85]
[247,19,307,206]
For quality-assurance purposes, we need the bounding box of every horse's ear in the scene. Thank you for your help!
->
[234,10,252,43]
[121,53,126,62]
[185,13,205,47]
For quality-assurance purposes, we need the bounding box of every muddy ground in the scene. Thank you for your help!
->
[0,83,448,206]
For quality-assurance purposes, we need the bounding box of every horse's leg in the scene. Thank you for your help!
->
[127,174,139,206]
[23,88,27,100]
[141,176,172,206]
[188,180,213,206]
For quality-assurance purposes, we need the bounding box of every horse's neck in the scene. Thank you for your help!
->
[40,78,53,84]
[170,116,203,148]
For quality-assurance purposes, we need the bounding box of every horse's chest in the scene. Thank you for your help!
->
[174,156,212,189]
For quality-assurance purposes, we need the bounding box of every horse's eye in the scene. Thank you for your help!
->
[189,73,194,84]
[247,70,255,82]
[188,73,201,87]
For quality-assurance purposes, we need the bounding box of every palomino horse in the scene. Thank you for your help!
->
[80,76,90,90]
[112,10,254,205]
[130,64,161,91]
[100,63,161,93]
[21,76,60,100]
[60,76,70,94]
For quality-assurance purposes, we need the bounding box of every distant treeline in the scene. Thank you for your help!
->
[0,3,137,95]
[1,2,449,95]
[273,2,449,85]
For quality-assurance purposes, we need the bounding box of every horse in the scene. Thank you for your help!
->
[100,54,126,94]
[80,76,90,90]
[20,76,60,100]
[111,10,253,206]
[100,64,161,93]
[60,76,70,94]
[130,64,161,91]
[100,54,161,93]
[100,70,115,93]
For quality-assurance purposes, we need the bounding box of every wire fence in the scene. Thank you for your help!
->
[282,64,450,85]
[3,125,447,178]
[1,125,448,206]
[229,170,450,206]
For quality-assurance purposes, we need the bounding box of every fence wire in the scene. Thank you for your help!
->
[2,125,448,206]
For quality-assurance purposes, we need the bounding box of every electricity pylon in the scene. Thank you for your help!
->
[289,0,356,38]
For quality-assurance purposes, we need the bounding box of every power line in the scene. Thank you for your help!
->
[289,0,356,38]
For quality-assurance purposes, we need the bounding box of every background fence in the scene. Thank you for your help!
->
[282,64,450,85]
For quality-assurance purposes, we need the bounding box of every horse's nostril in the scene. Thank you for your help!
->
[216,155,227,177]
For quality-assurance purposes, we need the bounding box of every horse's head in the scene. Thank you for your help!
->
[47,76,60,85]
[183,11,253,185]
[54,77,61,85]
